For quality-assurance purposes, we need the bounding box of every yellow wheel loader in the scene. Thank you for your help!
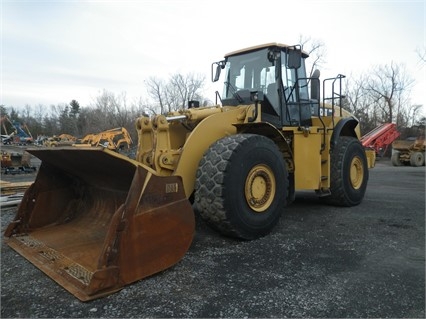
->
[4,43,370,301]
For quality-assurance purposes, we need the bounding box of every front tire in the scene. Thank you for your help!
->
[194,134,288,240]
[410,151,424,167]
[324,136,369,206]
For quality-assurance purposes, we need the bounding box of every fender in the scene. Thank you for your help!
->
[234,122,293,163]
[330,117,359,150]
[174,108,242,197]
[235,121,295,204]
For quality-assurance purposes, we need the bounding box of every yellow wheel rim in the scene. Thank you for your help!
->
[350,156,364,190]
[245,164,276,213]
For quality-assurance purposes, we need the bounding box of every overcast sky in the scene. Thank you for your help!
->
[1,0,425,114]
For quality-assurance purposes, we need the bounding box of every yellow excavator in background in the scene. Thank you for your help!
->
[5,43,371,301]
[74,127,133,152]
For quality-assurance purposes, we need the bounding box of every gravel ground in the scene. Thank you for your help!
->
[1,158,425,318]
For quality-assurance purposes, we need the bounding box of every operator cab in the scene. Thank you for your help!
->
[212,43,317,127]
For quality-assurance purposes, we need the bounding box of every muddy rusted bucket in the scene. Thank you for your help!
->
[4,147,195,301]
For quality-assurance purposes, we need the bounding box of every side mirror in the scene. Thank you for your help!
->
[212,60,225,82]
[287,46,302,69]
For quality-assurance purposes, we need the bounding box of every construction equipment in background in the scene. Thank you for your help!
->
[74,127,133,152]
[5,43,371,301]
[77,133,96,144]
[43,134,77,147]
[1,150,37,174]
[1,115,15,144]
[392,136,426,167]
[360,123,400,158]
[1,132,14,144]
[1,116,33,145]
[13,122,33,144]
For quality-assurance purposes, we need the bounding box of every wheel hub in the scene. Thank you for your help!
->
[245,164,276,212]
[350,156,364,189]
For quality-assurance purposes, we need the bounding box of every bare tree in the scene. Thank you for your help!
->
[410,104,424,127]
[130,96,151,117]
[83,90,138,136]
[298,35,327,77]
[344,61,418,137]
[364,62,414,126]
[397,103,424,129]
[168,73,205,111]
[416,46,426,64]
[144,72,206,114]
[111,92,132,128]
[344,74,378,134]
[144,77,166,115]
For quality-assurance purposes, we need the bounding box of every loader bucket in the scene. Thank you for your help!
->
[4,147,195,301]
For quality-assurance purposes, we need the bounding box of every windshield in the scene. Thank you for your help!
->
[222,48,309,108]
[222,48,274,99]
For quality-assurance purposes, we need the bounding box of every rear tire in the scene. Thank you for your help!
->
[324,136,369,206]
[391,152,402,166]
[194,134,288,240]
[410,151,424,167]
